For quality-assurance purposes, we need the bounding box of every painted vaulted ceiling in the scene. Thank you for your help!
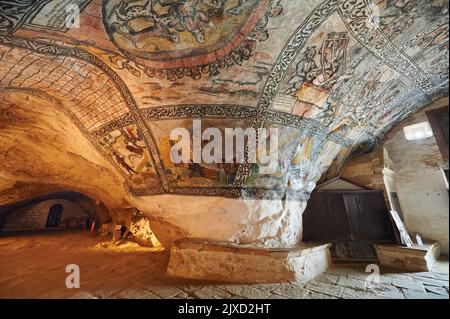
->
[0,0,448,201]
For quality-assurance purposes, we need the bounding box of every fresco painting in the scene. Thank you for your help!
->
[244,125,300,189]
[149,118,253,188]
[98,125,161,188]
[0,0,448,198]
[101,0,283,80]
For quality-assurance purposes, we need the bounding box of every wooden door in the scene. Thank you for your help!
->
[325,192,352,241]
[357,192,395,241]
[303,191,351,241]
[343,194,365,240]
[303,190,395,242]
[302,192,329,241]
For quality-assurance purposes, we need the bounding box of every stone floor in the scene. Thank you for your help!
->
[0,231,448,299]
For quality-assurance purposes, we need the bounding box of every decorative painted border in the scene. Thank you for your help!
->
[130,186,311,201]
[91,113,135,139]
[92,104,353,145]
[143,104,257,121]
[265,111,353,147]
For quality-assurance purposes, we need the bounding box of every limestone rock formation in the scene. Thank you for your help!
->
[128,213,162,248]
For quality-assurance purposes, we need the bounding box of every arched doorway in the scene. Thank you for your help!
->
[46,204,63,228]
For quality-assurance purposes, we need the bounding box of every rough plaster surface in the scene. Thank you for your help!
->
[384,101,449,254]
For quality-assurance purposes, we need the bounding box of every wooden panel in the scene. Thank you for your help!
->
[303,191,351,241]
[303,190,395,243]
[357,192,395,241]
[325,193,351,241]
[427,106,449,162]
[303,192,330,241]
[343,194,365,240]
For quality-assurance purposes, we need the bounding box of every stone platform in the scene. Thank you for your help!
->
[374,244,440,272]
[167,239,331,284]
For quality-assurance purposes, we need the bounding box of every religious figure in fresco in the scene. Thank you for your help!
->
[285,47,320,95]
[113,151,138,174]
[98,125,160,188]
[407,23,449,51]
[247,2,283,42]
[102,0,275,73]
[167,0,213,44]
[315,32,348,89]
[117,127,146,157]
[112,0,181,43]
[109,0,258,46]
[188,161,206,178]
[379,0,444,39]
[285,32,349,96]
[219,162,239,184]
[226,0,251,15]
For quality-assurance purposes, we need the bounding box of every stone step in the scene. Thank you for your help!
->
[167,239,332,284]
[374,243,440,272]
